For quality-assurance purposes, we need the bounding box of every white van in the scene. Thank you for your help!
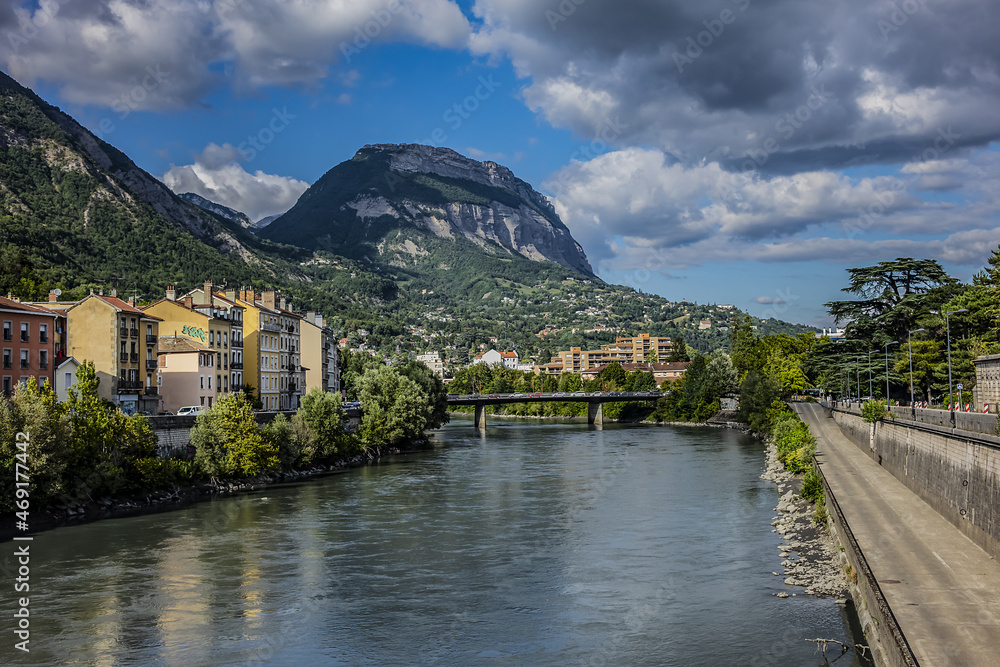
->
[177,405,204,416]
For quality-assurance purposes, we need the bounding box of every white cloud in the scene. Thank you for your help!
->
[162,142,308,222]
[0,0,473,110]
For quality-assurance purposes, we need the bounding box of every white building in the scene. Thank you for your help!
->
[54,356,80,403]
[417,352,445,378]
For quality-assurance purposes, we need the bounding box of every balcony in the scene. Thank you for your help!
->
[117,379,142,393]
[231,339,243,348]
[130,329,139,339]
[38,360,48,370]
[119,352,129,363]
[130,353,139,363]
[144,386,158,396]
[231,361,243,370]
[120,327,128,338]
[261,323,280,333]
[145,359,158,369]
[20,359,29,370]
[20,331,30,342]
[146,334,157,344]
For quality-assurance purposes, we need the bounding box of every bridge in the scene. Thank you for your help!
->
[447,391,666,427]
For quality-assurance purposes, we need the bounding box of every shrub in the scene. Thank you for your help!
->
[861,399,887,424]
[801,467,824,503]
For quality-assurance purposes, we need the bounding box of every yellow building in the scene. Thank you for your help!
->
[143,285,235,396]
[62,293,161,414]
[536,333,674,375]
[234,289,282,411]
[301,311,340,395]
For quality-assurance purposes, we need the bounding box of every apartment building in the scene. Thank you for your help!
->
[144,283,236,397]
[157,335,218,413]
[301,311,340,395]
[417,352,445,378]
[180,282,246,394]
[536,333,674,375]
[275,300,304,411]
[61,293,161,414]
[0,296,57,396]
[234,289,281,411]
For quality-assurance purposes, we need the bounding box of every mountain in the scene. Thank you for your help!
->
[0,70,818,359]
[261,144,594,275]
[255,213,282,229]
[179,192,255,229]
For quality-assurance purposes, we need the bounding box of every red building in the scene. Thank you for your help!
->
[1,296,57,396]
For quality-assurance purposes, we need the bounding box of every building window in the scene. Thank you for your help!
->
[2,376,10,396]
[20,322,29,342]
[20,349,29,370]
[208,396,213,408]
[224,376,228,391]
[39,323,48,343]
[209,330,215,346]
[207,375,212,389]
[39,350,48,370]
[2,349,10,370]
[200,375,204,389]
[217,374,221,390]
[2,321,10,341]
[200,396,205,407]
[64,372,72,389]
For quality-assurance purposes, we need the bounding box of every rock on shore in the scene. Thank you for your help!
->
[762,442,849,598]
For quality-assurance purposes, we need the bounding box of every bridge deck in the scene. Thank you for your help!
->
[795,403,1000,666]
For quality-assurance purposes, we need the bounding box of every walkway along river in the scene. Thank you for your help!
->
[4,419,868,665]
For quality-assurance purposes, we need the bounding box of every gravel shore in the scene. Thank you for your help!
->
[761,442,849,599]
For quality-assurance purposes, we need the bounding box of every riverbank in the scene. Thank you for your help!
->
[760,441,850,599]
[1,440,427,539]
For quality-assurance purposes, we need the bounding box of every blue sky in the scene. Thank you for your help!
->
[4,0,1000,327]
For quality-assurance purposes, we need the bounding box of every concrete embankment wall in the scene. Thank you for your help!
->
[822,476,918,667]
[830,407,1000,561]
[834,401,998,435]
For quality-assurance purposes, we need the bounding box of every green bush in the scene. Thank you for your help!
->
[861,399,887,424]
[801,467,824,503]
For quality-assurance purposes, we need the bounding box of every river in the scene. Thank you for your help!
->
[7,419,869,666]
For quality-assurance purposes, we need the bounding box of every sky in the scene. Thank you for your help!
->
[3,0,1000,327]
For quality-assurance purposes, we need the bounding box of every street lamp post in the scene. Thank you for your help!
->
[946,308,968,418]
[885,341,899,405]
[867,350,876,398]
[857,357,862,400]
[908,328,925,417]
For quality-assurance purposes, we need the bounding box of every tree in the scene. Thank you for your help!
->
[825,258,958,341]
[397,360,450,430]
[357,366,430,448]
[292,387,353,464]
[64,361,159,497]
[192,393,279,477]
[598,362,629,390]
[0,378,71,512]
[668,335,690,362]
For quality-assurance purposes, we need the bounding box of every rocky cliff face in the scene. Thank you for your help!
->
[179,192,255,229]
[263,144,593,276]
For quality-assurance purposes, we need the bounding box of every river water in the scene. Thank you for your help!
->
[7,419,869,666]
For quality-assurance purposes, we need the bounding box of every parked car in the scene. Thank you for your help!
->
[554,392,566,397]
[572,391,586,396]
[177,405,204,416]
[529,393,542,398]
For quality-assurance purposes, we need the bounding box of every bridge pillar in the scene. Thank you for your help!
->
[474,404,486,429]
[588,401,603,426]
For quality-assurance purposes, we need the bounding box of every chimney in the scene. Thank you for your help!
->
[48,291,57,302]
[262,290,276,309]
[128,296,135,306]
[225,288,236,301]
[241,288,255,303]
[110,288,117,297]
[200,280,213,306]
[183,296,193,309]
[166,285,176,301]
[278,295,287,311]
[307,310,316,325]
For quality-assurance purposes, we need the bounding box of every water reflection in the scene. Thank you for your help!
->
[9,420,868,666]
